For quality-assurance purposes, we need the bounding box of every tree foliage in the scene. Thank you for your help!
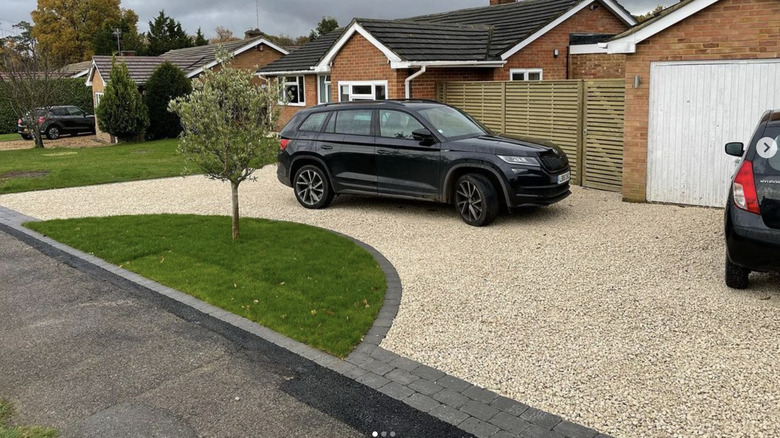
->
[635,5,665,22]
[169,50,282,240]
[309,16,339,40]
[0,21,36,57]
[92,9,144,56]
[194,28,208,46]
[211,26,239,44]
[144,61,191,139]
[146,10,192,56]
[95,59,149,141]
[31,0,123,62]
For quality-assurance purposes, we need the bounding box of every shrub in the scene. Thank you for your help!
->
[95,59,148,141]
[144,61,191,139]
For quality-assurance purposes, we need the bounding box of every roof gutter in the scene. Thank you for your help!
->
[404,66,427,99]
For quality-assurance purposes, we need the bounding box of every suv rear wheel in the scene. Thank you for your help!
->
[455,174,499,227]
[293,165,334,209]
[725,255,750,289]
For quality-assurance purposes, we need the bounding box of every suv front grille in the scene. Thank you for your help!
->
[539,151,569,172]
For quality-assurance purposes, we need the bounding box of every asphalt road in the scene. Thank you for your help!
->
[0,227,472,438]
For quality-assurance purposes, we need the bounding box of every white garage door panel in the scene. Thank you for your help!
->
[647,59,780,207]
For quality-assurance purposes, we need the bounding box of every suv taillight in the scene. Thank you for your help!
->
[733,160,760,214]
[17,118,22,125]
[38,116,45,124]
[280,139,290,150]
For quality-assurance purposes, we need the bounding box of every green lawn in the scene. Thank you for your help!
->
[0,139,196,194]
[0,133,19,142]
[27,215,386,357]
[0,399,58,438]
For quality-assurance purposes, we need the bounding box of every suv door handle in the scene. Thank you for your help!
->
[321,145,333,150]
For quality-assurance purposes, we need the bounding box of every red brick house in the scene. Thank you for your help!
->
[572,0,780,206]
[258,0,636,126]
[86,36,289,142]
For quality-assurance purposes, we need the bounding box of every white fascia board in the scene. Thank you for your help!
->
[605,0,720,54]
[187,38,290,78]
[71,69,90,79]
[501,0,593,60]
[569,44,610,55]
[317,22,402,70]
[390,60,506,69]
[85,62,98,86]
[256,69,317,77]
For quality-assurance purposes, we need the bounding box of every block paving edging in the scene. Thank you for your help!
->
[0,205,612,438]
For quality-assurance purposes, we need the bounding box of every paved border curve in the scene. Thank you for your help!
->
[0,205,611,438]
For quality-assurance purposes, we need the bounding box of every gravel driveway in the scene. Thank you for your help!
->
[1,166,778,438]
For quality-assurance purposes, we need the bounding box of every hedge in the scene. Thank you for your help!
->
[0,78,93,134]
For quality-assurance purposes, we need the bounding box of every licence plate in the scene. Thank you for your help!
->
[22,128,29,133]
[557,171,571,185]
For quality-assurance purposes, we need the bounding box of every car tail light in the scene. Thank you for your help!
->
[280,139,290,150]
[733,160,760,214]
[38,116,45,124]
[17,118,22,125]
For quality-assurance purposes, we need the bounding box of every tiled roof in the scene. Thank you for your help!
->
[92,56,202,85]
[160,36,269,64]
[61,60,92,77]
[257,29,345,74]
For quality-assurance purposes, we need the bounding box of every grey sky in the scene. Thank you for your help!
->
[0,0,677,40]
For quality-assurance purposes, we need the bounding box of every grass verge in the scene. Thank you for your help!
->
[27,215,386,357]
[0,139,196,194]
[0,399,58,438]
[0,133,19,142]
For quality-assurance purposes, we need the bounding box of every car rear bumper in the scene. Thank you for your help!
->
[277,151,292,187]
[726,206,780,272]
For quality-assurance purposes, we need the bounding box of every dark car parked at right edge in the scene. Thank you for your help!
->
[724,109,780,289]
[17,105,95,140]
[277,100,570,226]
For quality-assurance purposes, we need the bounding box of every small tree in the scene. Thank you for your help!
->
[170,50,281,240]
[0,47,68,148]
[309,16,339,40]
[193,28,208,46]
[95,59,149,141]
[145,61,191,139]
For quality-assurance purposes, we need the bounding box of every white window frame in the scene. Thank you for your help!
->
[337,80,388,102]
[317,74,332,104]
[509,69,543,81]
[94,92,104,107]
[281,76,306,107]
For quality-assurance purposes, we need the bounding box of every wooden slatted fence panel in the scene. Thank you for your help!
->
[583,79,624,192]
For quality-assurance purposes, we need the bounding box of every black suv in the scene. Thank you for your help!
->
[17,105,96,140]
[277,100,571,226]
[724,109,780,288]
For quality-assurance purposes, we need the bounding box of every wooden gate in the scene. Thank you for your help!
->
[437,79,625,192]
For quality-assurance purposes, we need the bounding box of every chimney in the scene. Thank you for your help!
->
[489,0,515,5]
[244,28,264,39]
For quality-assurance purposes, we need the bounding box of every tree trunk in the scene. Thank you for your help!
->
[33,131,44,149]
[231,181,240,240]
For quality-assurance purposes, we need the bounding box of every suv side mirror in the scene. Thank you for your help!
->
[412,128,435,145]
[725,142,745,157]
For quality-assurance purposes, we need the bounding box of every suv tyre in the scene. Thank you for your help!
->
[725,255,750,289]
[46,125,60,140]
[294,165,334,209]
[455,174,499,227]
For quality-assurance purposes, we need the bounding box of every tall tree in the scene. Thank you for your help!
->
[92,9,144,56]
[31,0,123,62]
[146,10,192,56]
[309,16,339,40]
[0,21,36,57]
[169,50,282,240]
[210,26,239,44]
[144,61,191,139]
[193,28,208,46]
[95,59,149,141]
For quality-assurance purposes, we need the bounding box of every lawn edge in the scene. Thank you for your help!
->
[0,205,611,438]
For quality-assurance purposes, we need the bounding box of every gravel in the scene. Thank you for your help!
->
[2,165,779,438]
[0,134,104,151]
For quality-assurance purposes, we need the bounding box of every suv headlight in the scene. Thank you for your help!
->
[497,155,539,166]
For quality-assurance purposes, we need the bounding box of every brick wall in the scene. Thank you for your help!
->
[410,68,495,100]
[211,42,284,85]
[622,0,780,202]
[569,53,626,79]
[495,4,628,80]
[331,33,407,100]
[90,69,112,143]
[277,75,318,128]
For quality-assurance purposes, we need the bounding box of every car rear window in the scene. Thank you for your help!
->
[279,113,304,137]
[298,112,329,132]
[753,126,780,175]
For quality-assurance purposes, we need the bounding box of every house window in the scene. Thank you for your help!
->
[95,92,104,107]
[283,76,305,106]
[318,75,332,104]
[509,69,543,81]
[338,81,388,102]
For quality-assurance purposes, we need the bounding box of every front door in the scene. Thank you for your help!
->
[375,109,440,198]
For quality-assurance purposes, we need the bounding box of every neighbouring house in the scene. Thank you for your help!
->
[85,35,289,142]
[571,0,780,207]
[258,0,636,126]
[62,60,91,79]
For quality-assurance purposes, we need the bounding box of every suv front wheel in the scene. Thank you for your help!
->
[455,174,499,227]
[293,165,334,209]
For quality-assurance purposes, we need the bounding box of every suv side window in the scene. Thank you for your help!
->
[67,107,84,117]
[52,108,69,116]
[334,110,373,136]
[298,112,329,132]
[379,110,424,140]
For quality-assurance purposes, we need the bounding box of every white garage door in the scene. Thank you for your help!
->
[647,59,780,207]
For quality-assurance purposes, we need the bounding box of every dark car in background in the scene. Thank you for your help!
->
[17,105,95,140]
[724,109,780,288]
[277,100,570,226]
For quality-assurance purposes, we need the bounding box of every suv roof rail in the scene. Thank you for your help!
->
[313,99,442,109]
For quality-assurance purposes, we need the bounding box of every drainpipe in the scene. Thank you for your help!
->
[404,66,427,99]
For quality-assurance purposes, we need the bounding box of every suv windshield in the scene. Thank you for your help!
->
[417,106,487,140]
[753,126,780,175]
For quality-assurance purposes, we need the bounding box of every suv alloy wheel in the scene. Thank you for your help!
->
[293,165,334,209]
[455,174,499,226]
